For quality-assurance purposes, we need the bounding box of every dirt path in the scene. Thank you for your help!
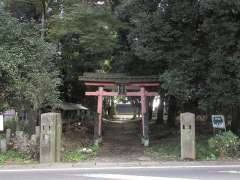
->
[96,119,152,162]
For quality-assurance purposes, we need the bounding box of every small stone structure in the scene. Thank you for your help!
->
[0,138,7,152]
[15,131,29,152]
[6,129,11,145]
[40,113,62,163]
[180,112,196,160]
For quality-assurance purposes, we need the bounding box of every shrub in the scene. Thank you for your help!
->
[208,131,240,158]
[63,145,100,162]
[4,117,17,131]
[0,150,27,165]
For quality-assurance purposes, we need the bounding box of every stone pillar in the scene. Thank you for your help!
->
[6,129,11,147]
[142,113,149,146]
[15,130,24,150]
[0,114,3,131]
[40,113,62,163]
[35,126,40,138]
[180,112,196,160]
[0,138,7,153]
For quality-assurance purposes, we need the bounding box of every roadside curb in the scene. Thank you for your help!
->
[1,160,240,170]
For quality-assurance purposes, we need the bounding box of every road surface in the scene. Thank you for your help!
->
[0,164,240,180]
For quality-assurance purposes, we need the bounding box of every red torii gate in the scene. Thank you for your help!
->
[80,73,160,146]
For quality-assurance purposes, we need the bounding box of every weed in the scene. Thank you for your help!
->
[0,150,28,165]
[208,131,240,158]
[63,144,100,162]
[145,140,180,160]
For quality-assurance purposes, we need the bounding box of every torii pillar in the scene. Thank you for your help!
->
[95,87,103,145]
[140,87,149,146]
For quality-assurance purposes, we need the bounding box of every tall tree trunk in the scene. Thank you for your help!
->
[157,95,164,124]
[131,99,137,119]
[183,99,197,113]
[41,0,48,39]
[167,95,177,127]
[148,97,153,121]
[231,105,240,134]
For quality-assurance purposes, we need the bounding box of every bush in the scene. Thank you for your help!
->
[4,118,17,131]
[208,131,240,158]
[63,145,100,162]
[0,150,27,165]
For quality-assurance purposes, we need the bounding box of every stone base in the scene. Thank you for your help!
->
[141,137,149,147]
[94,137,102,145]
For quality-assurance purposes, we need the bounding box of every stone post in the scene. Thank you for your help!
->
[40,113,62,163]
[35,126,40,138]
[180,112,196,160]
[15,130,24,150]
[6,129,11,147]
[94,117,102,145]
[0,138,7,153]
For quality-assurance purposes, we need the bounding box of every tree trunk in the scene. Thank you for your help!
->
[167,95,177,127]
[148,97,153,121]
[41,0,48,39]
[157,95,164,124]
[183,99,197,113]
[231,105,240,134]
[131,99,137,119]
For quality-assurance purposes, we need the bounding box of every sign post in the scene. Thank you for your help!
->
[212,115,226,134]
[0,114,3,131]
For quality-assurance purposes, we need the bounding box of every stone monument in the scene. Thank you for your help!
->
[180,112,196,160]
[40,113,62,163]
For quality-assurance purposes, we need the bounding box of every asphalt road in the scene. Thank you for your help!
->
[0,164,240,180]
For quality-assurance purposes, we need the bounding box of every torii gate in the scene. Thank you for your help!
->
[79,73,160,146]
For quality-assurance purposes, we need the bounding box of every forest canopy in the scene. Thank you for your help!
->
[1,0,240,132]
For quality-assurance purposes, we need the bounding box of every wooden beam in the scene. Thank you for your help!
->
[86,91,159,97]
[127,82,160,87]
[85,82,116,87]
[85,82,160,87]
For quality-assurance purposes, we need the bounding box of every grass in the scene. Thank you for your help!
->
[145,136,220,161]
[0,150,28,166]
[196,136,219,160]
[145,140,180,160]
[63,144,100,162]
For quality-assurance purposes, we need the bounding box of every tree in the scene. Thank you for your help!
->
[48,2,119,103]
[199,0,240,132]
[0,13,61,114]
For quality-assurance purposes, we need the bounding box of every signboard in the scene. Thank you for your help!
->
[212,115,225,129]
[0,115,3,131]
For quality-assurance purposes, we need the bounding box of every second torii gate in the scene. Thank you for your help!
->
[79,73,160,146]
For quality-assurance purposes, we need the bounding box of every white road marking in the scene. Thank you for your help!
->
[79,173,199,180]
[0,165,240,173]
[218,170,240,174]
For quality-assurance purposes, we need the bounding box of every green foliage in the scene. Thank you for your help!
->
[196,137,218,160]
[146,135,240,161]
[64,151,87,162]
[4,118,17,131]
[0,13,61,111]
[0,133,5,139]
[63,145,100,162]
[208,131,240,157]
[145,139,180,160]
[0,150,27,165]
[47,1,120,102]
